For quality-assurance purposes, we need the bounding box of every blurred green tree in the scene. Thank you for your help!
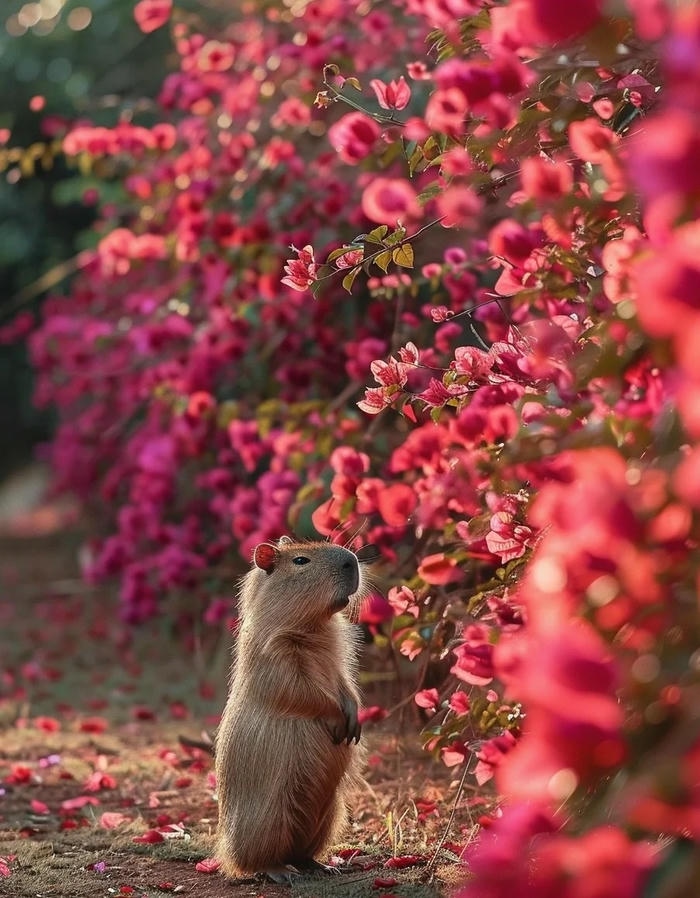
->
[0,0,174,476]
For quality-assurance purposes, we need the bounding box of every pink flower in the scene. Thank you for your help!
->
[357,386,393,415]
[415,688,439,712]
[569,117,617,164]
[387,585,420,617]
[197,40,235,72]
[418,552,460,585]
[485,500,533,563]
[449,691,470,715]
[133,0,172,33]
[361,177,422,226]
[451,625,495,686]
[328,112,381,165]
[436,185,482,228]
[425,88,469,137]
[195,858,222,874]
[520,155,573,200]
[281,244,318,292]
[335,247,364,269]
[474,731,517,785]
[526,0,603,42]
[358,593,393,629]
[441,741,467,767]
[377,483,417,527]
[369,76,412,110]
[626,0,671,40]
[330,446,370,476]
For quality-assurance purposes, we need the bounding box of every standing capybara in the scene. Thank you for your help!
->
[215,536,373,881]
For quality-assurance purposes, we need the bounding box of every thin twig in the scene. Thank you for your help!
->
[425,758,473,880]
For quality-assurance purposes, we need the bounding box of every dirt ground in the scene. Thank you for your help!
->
[0,524,474,898]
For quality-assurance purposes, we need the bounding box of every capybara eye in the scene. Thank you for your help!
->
[292,556,310,565]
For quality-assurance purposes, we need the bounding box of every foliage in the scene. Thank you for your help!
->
[17,0,700,893]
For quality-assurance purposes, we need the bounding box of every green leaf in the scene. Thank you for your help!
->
[417,184,442,204]
[408,144,425,177]
[364,225,389,245]
[326,245,357,263]
[374,250,392,273]
[342,266,361,293]
[392,243,414,268]
[384,225,406,246]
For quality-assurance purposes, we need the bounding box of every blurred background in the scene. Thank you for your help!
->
[0,0,175,488]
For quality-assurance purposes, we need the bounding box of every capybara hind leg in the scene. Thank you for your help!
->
[303,795,345,860]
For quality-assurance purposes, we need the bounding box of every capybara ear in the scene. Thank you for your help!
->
[278,535,294,546]
[356,544,380,564]
[253,543,278,573]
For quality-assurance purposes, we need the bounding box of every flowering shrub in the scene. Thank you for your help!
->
[21,0,700,892]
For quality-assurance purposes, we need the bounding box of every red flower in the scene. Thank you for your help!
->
[132,829,165,844]
[78,717,108,734]
[377,483,417,527]
[417,552,460,585]
[358,705,389,724]
[133,0,172,34]
[33,716,61,732]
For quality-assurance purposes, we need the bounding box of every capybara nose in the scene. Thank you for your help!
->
[342,558,359,594]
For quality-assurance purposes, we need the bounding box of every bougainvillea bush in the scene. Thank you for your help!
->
[20,0,700,892]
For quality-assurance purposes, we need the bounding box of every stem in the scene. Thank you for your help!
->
[425,756,474,880]
[321,71,405,126]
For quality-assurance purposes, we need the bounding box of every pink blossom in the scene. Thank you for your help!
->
[281,244,318,292]
[361,177,422,226]
[436,185,482,228]
[569,117,618,164]
[334,247,364,269]
[377,483,417,527]
[451,626,495,686]
[357,386,393,415]
[520,155,573,200]
[415,688,439,711]
[418,552,460,585]
[133,0,172,33]
[449,691,470,716]
[328,112,381,165]
[526,0,603,42]
[473,731,517,785]
[369,76,412,110]
[441,741,467,767]
[387,585,420,617]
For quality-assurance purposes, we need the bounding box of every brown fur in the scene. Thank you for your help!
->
[215,537,368,877]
